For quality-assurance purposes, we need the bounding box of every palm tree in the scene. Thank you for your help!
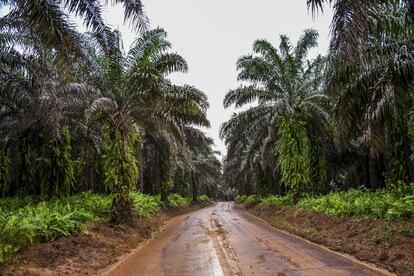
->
[1,0,148,80]
[118,28,211,203]
[0,25,96,196]
[324,3,414,186]
[86,29,209,223]
[183,127,221,201]
[307,0,413,60]
[221,29,329,199]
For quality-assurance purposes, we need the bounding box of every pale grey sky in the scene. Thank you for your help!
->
[99,1,333,154]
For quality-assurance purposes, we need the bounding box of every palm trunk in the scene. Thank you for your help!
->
[109,132,136,225]
[192,175,198,202]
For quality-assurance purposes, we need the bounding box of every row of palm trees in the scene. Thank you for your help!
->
[221,0,414,198]
[0,0,221,223]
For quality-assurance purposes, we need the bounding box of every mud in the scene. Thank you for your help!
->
[3,204,209,276]
[105,202,392,276]
[243,204,414,276]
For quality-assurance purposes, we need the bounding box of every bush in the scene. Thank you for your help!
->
[0,193,102,263]
[235,195,247,203]
[297,189,414,220]
[236,188,414,221]
[260,194,293,207]
[0,192,163,264]
[235,194,260,204]
[197,195,212,203]
[168,193,191,208]
[130,192,161,220]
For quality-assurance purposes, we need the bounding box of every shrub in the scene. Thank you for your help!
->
[235,194,260,204]
[0,193,100,263]
[297,189,414,220]
[260,194,293,207]
[237,188,414,221]
[0,192,162,263]
[168,193,191,208]
[235,195,247,203]
[130,192,161,220]
[197,195,212,202]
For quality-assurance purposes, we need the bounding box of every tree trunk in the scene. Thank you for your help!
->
[192,175,198,202]
[111,193,133,224]
[109,133,136,225]
[161,189,168,203]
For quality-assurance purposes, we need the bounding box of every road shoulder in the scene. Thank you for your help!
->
[237,203,412,275]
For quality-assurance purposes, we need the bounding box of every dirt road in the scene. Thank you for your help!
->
[104,202,393,276]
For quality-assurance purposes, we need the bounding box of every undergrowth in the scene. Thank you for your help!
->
[236,187,414,221]
[168,193,192,208]
[0,191,193,264]
[197,194,212,203]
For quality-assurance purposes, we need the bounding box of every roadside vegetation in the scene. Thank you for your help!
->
[221,2,414,273]
[0,192,213,263]
[236,186,414,221]
[1,0,414,273]
[222,1,414,219]
[0,0,220,266]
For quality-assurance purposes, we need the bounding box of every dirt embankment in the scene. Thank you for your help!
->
[1,203,210,276]
[239,202,414,275]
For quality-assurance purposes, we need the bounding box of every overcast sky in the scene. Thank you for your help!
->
[98,1,333,154]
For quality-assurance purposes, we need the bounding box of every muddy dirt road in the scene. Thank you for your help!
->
[104,202,392,276]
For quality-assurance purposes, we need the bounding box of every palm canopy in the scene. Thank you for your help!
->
[1,0,148,80]
[87,28,209,146]
[221,29,328,141]
[221,29,329,196]
[306,0,414,187]
[307,0,413,60]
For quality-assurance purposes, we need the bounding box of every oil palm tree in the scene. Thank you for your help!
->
[324,4,414,186]
[307,0,413,60]
[86,29,209,223]
[221,29,329,199]
[184,127,221,201]
[122,28,211,203]
[1,0,148,80]
[0,21,98,196]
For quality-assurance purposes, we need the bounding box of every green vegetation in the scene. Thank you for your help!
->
[2,0,414,269]
[130,193,162,220]
[167,193,192,208]
[197,195,213,203]
[298,189,414,220]
[0,193,107,263]
[222,1,414,219]
[0,192,196,263]
[236,188,414,221]
[0,0,222,228]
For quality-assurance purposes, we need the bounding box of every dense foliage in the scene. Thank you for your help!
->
[222,1,414,203]
[236,187,414,221]
[0,1,222,225]
[0,192,166,263]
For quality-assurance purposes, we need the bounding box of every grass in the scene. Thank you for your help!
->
[236,187,414,221]
[0,191,193,264]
